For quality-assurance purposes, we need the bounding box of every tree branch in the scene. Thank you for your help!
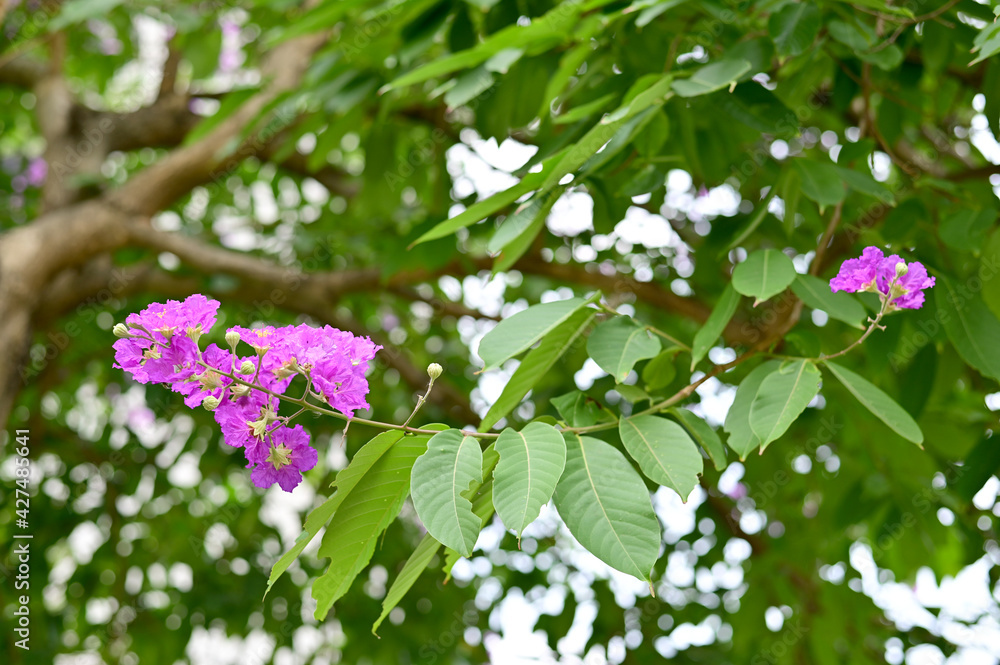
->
[0,56,47,88]
[106,31,329,216]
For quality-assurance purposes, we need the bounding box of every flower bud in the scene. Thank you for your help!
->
[225,330,241,349]
[202,396,221,411]
[239,360,256,375]
[427,363,443,380]
[113,323,130,338]
[231,384,250,397]
[894,262,908,278]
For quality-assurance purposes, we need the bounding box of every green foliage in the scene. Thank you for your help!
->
[312,430,434,619]
[586,315,661,382]
[619,414,703,500]
[690,283,741,370]
[792,274,867,329]
[749,359,822,451]
[477,296,593,369]
[6,0,1000,661]
[410,429,483,556]
[553,433,661,583]
[732,248,797,305]
[823,361,923,445]
[492,422,566,538]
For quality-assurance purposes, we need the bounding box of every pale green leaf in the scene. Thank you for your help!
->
[587,316,662,382]
[493,423,567,538]
[791,274,867,329]
[723,360,782,459]
[384,2,584,89]
[936,277,1000,381]
[553,434,661,582]
[372,533,441,635]
[478,297,592,369]
[670,408,727,471]
[540,75,674,192]
[410,430,483,556]
[412,165,550,245]
[313,432,431,619]
[823,361,923,445]
[481,309,595,430]
[619,415,703,500]
[732,249,797,305]
[749,360,822,450]
[690,284,740,370]
[267,430,407,597]
[672,59,752,97]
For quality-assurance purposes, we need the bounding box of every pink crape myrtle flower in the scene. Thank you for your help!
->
[877,255,936,310]
[115,300,382,493]
[171,343,233,408]
[214,391,278,456]
[263,323,381,417]
[113,294,220,383]
[829,247,935,310]
[249,424,318,492]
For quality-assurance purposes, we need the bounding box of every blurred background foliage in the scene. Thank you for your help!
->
[2,0,1000,663]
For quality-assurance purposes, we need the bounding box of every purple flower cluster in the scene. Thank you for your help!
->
[113,295,381,492]
[830,247,935,310]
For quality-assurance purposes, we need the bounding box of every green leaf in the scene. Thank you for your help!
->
[793,159,846,207]
[412,165,550,245]
[749,360,822,450]
[823,362,923,446]
[551,391,602,427]
[267,430,408,597]
[49,0,124,30]
[478,297,593,369]
[727,185,779,250]
[540,42,593,119]
[587,316,662,382]
[313,431,432,619]
[724,361,782,459]
[954,433,1000,502]
[635,110,670,158]
[791,274,867,329]
[970,21,1000,65]
[384,2,584,89]
[780,169,801,236]
[553,433,661,582]
[984,60,1000,139]
[492,198,552,273]
[939,209,995,252]
[670,408,727,471]
[769,3,821,56]
[443,66,495,108]
[619,415,703,500]
[481,308,595,431]
[642,347,680,390]
[836,167,895,204]
[410,430,484,556]
[690,284,740,370]
[672,59,752,97]
[935,277,1000,381]
[540,75,674,192]
[372,533,441,635]
[488,190,561,267]
[493,423,567,538]
[731,249,797,305]
[553,93,618,125]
